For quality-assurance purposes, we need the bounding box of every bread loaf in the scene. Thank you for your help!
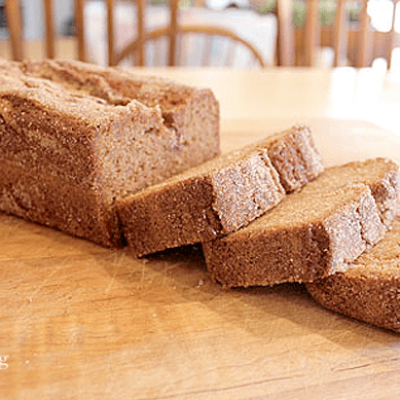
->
[0,59,219,246]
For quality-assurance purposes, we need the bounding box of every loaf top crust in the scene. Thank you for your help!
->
[0,58,215,137]
[0,62,121,129]
[17,59,209,112]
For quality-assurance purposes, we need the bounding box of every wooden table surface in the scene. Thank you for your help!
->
[1,68,400,400]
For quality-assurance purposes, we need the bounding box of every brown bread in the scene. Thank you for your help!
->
[0,59,219,246]
[116,126,323,256]
[203,158,399,288]
[307,217,400,333]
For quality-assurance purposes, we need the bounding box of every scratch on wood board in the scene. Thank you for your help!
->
[104,253,125,296]
[17,263,64,315]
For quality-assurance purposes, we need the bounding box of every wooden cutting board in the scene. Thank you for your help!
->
[1,119,400,400]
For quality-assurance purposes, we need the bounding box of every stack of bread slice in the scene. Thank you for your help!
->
[116,125,324,256]
[117,127,400,333]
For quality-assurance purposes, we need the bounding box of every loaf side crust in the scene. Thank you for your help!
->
[203,158,398,288]
[0,159,113,245]
[306,217,400,333]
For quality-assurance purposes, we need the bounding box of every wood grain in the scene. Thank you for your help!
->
[4,0,24,61]
[43,0,55,59]
[106,0,115,66]
[304,0,320,67]
[276,0,294,67]
[1,118,400,399]
[74,0,86,62]
[333,0,348,67]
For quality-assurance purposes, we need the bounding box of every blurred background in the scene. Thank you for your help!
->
[1,0,400,71]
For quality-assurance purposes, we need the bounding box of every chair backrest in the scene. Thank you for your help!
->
[5,0,266,68]
[276,0,399,68]
[4,0,24,61]
[4,0,88,62]
[114,0,267,68]
[114,23,267,68]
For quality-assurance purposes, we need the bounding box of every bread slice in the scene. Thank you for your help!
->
[0,59,219,247]
[203,158,399,288]
[306,217,400,333]
[116,126,323,257]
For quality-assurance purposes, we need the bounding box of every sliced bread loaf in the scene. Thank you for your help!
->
[306,217,400,333]
[0,59,219,247]
[116,126,323,257]
[203,158,399,288]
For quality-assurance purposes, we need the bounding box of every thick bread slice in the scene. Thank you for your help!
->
[304,158,400,227]
[306,217,400,333]
[203,158,399,288]
[116,126,323,257]
[0,59,219,247]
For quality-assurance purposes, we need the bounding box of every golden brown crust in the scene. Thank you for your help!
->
[203,158,398,288]
[306,217,400,333]
[0,59,220,246]
[117,126,324,257]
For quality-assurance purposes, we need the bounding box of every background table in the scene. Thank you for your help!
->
[1,68,400,400]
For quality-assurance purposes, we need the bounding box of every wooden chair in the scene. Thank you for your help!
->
[276,0,400,68]
[112,0,267,68]
[4,0,268,68]
[4,0,87,61]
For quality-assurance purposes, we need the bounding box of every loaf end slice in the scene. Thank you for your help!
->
[203,158,398,288]
[117,126,323,257]
[306,217,400,333]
